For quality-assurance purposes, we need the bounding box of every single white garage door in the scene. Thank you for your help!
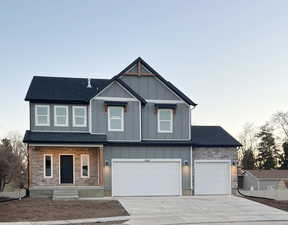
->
[194,160,231,195]
[112,159,182,196]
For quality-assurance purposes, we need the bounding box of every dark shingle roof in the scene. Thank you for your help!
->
[191,126,241,147]
[248,170,288,179]
[25,76,110,104]
[25,76,147,104]
[23,131,106,144]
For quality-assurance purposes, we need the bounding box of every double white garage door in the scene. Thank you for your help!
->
[112,159,231,196]
[112,159,182,196]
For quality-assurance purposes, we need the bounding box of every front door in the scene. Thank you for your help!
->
[60,155,73,184]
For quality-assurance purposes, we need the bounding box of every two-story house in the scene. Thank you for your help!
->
[23,57,241,199]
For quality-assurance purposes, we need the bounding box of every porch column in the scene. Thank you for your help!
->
[27,145,35,189]
[98,146,104,186]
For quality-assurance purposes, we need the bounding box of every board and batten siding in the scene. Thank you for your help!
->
[103,146,192,195]
[30,103,89,132]
[120,75,181,100]
[142,103,190,140]
[91,80,141,141]
[91,99,140,141]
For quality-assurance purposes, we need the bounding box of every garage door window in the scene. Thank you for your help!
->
[158,109,173,133]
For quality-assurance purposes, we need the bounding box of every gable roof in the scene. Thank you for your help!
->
[25,76,110,104]
[25,58,196,106]
[191,125,241,147]
[116,57,197,106]
[248,170,288,180]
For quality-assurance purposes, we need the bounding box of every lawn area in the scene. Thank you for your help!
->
[245,196,288,212]
[0,198,129,222]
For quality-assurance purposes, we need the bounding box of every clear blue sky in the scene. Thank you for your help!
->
[0,0,287,138]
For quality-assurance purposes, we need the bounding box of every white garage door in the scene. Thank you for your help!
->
[112,159,182,196]
[194,160,231,195]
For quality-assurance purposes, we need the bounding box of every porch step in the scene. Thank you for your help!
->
[53,189,79,200]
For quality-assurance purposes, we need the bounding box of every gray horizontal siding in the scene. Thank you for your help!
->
[120,75,180,100]
[91,99,140,141]
[142,103,190,140]
[30,103,89,132]
[104,146,191,193]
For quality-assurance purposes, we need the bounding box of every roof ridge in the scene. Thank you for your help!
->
[33,75,110,80]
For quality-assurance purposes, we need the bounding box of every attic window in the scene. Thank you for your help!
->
[125,61,154,76]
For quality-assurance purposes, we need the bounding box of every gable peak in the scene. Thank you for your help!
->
[119,57,158,76]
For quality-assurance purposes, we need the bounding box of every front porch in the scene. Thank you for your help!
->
[28,145,105,198]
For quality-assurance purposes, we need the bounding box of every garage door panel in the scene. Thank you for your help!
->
[195,160,231,195]
[112,160,181,196]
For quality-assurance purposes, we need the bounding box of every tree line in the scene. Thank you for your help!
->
[239,111,288,170]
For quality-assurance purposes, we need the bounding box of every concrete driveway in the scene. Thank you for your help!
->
[119,196,288,225]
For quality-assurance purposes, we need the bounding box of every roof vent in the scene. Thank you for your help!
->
[87,78,92,88]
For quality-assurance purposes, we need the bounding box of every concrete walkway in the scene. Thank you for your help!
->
[119,196,288,225]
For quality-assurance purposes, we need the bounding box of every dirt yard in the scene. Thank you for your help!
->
[245,196,288,212]
[0,198,129,222]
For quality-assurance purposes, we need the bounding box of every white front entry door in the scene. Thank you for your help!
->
[194,160,231,195]
[112,159,182,196]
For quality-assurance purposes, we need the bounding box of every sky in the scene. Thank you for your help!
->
[0,0,287,138]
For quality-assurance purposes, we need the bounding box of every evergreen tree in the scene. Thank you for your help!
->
[256,123,279,169]
[242,149,256,170]
[279,142,288,169]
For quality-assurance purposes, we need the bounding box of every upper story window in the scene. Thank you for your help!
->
[54,106,68,127]
[73,106,87,127]
[108,106,124,131]
[44,154,53,178]
[81,154,89,178]
[158,109,173,133]
[35,105,50,126]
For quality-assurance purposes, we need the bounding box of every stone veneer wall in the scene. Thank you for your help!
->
[29,147,100,187]
[192,147,238,193]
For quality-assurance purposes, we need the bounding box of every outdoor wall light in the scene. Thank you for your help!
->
[105,160,110,166]
[183,160,189,166]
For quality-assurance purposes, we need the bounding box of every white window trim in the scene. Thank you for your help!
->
[54,105,69,127]
[80,154,90,178]
[108,106,124,132]
[35,105,50,126]
[72,106,87,127]
[43,154,53,178]
[157,109,173,133]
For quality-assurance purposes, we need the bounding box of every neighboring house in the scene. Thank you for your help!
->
[243,170,288,191]
[23,57,241,198]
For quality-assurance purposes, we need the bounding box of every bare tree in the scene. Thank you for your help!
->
[271,111,288,140]
[0,132,27,192]
[238,123,257,160]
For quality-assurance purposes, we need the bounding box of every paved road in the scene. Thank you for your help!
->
[119,196,288,225]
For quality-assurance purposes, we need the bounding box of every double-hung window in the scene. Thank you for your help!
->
[54,106,68,127]
[35,105,50,126]
[73,106,87,127]
[158,109,173,133]
[81,154,89,178]
[44,154,53,178]
[108,106,124,131]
